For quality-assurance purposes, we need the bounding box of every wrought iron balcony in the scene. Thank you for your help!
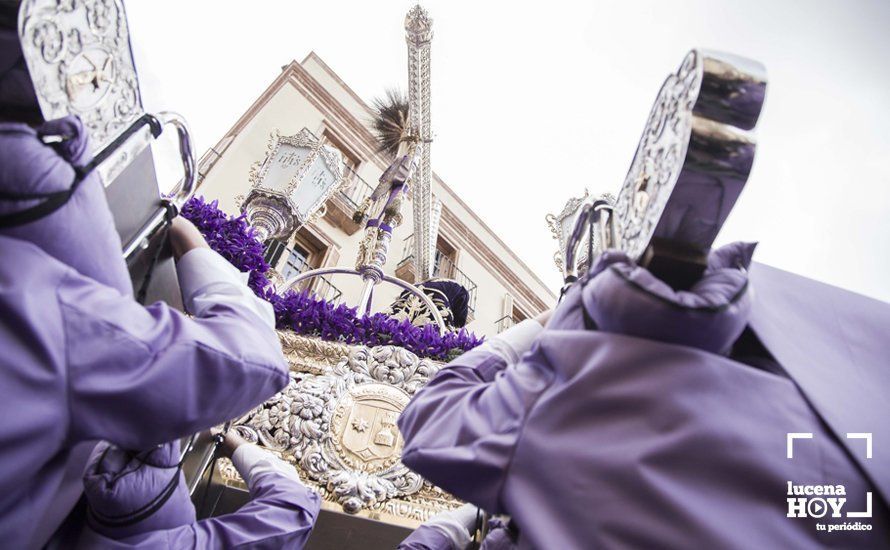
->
[264,240,343,304]
[337,165,375,211]
[319,163,374,235]
[397,234,478,319]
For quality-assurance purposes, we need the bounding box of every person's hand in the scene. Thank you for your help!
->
[168,217,209,261]
[534,308,553,327]
[421,502,481,547]
[450,503,481,532]
[215,430,250,459]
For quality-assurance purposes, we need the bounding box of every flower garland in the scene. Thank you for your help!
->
[181,196,482,361]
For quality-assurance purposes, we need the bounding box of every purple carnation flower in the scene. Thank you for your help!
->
[180,196,482,360]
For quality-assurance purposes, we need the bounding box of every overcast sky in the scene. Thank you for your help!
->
[128,0,890,302]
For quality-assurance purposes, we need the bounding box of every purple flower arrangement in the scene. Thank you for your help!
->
[181,196,482,361]
[180,196,272,295]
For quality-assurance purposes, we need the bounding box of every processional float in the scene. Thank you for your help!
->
[213,4,475,543]
[218,45,772,545]
[18,0,817,545]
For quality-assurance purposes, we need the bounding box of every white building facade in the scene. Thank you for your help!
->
[197,52,554,337]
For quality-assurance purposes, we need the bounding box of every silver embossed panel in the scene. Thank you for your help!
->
[19,0,143,152]
[227,334,461,525]
[611,49,766,262]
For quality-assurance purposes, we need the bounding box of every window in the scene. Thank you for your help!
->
[281,243,312,280]
[262,226,342,303]
[263,239,287,267]
[433,236,458,279]
[264,228,326,279]
[512,305,529,324]
[497,294,528,333]
[322,129,361,192]
[263,240,314,280]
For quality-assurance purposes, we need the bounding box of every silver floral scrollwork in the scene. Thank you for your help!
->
[611,51,701,262]
[230,334,458,521]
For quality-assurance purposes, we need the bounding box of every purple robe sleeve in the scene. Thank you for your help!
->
[398,524,457,550]
[87,445,322,549]
[399,502,478,550]
[399,521,517,550]
[59,266,289,450]
[172,448,320,548]
[398,328,554,513]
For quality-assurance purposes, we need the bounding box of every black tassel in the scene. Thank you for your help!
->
[370,89,409,159]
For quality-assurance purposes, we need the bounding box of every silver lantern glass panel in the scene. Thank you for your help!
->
[262,144,312,195]
[243,128,345,243]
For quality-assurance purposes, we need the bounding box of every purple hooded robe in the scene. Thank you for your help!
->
[76,440,320,548]
[398,243,890,549]
[0,116,290,548]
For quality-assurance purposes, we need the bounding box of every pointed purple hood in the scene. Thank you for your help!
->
[0,115,133,296]
[83,440,195,539]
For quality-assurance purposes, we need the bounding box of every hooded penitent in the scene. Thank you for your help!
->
[83,440,195,539]
[398,242,889,548]
[0,14,292,550]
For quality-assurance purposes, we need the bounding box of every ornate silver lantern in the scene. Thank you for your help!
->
[547,189,591,278]
[547,190,618,283]
[242,128,345,242]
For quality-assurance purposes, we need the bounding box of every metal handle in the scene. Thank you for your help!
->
[592,200,618,253]
[563,197,618,284]
[119,112,197,260]
[564,199,596,282]
[156,111,197,211]
[92,114,162,187]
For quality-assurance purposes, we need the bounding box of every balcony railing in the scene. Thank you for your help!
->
[398,234,478,318]
[264,240,343,304]
[337,164,375,211]
[289,273,343,304]
[495,315,516,334]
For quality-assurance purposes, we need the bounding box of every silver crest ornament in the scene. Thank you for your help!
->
[332,383,408,472]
